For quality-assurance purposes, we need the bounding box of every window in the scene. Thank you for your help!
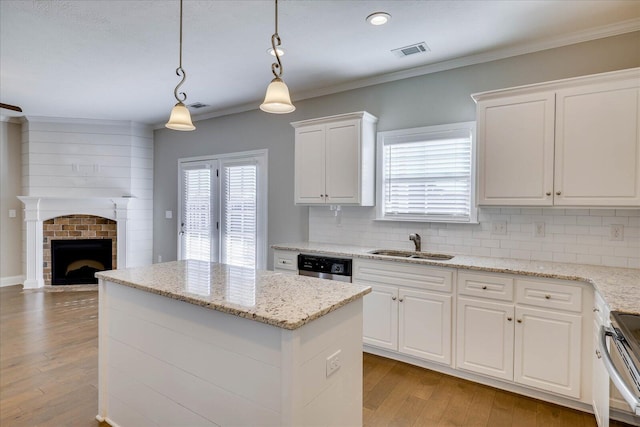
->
[377,122,476,223]
[178,150,268,269]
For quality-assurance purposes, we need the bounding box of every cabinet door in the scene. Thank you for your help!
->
[398,289,452,365]
[456,297,514,380]
[325,119,361,204]
[362,284,398,350]
[477,92,555,205]
[514,306,581,398]
[294,125,326,204]
[555,80,640,206]
[593,319,610,427]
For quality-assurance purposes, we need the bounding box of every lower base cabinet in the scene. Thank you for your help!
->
[357,259,453,366]
[456,272,584,399]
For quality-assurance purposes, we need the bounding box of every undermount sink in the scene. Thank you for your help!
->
[369,249,454,261]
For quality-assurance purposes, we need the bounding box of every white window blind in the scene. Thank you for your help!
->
[378,122,476,223]
[222,162,257,268]
[180,163,214,261]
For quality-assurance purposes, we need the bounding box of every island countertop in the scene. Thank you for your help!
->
[95,260,371,330]
[272,242,640,316]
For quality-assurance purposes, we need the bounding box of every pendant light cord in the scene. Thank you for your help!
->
[173,0,188,103]
[271,0,283,79]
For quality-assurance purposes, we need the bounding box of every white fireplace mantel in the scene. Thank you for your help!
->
[18,196,133,289]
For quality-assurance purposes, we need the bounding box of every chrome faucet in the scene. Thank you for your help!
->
[409,233,421,252]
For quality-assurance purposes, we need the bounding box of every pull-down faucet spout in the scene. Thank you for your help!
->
[409,233,421,252]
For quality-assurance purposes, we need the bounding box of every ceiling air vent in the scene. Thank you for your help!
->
[391,42,430,58]
[188,102,209,109]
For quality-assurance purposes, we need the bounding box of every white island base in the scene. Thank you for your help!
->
[96,281,364,427]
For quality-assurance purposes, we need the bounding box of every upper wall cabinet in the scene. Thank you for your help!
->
[474,68,640,207]
[291,112,378,206]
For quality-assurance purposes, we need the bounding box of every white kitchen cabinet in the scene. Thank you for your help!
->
[273,250,299,275]
[363,284,398,350]
[456,271,586,399]
[456,296,514,380]
[514,306,582,398]
[474,67,640,207]
[356,259,454,365]
[476,92,555,206]
[291,112,377,206]
[592,292,610,427]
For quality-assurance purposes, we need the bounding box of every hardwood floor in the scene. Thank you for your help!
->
[0,285,631,427]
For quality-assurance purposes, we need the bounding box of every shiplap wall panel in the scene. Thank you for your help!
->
[106,284,282,412]
[21,118,153,267]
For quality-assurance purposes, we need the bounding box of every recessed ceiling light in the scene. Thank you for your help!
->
[267,47,285,57]
[366,12,391,26]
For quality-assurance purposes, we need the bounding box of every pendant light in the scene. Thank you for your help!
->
[166,0,195,131]
[260,0,295,114]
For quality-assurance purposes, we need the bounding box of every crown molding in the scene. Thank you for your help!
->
[153,18,640,130]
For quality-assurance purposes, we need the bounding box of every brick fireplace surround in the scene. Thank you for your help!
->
[43,215,117,286]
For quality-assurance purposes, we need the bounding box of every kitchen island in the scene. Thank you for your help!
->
[95,260,371,427]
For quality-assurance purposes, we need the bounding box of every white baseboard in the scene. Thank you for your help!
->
[1,275,25,287]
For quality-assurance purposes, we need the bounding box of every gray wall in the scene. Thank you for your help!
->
[0,120,23,284]
[153,31,640,269]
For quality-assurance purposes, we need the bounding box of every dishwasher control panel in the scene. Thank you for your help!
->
[298,254,352,277]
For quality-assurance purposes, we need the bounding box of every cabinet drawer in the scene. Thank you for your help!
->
[515,279,582,312]
[354,259,453,293]
[458,271,514,301]
[273,250,299,272]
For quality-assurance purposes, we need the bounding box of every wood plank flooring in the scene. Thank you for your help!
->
[0,285,631,427]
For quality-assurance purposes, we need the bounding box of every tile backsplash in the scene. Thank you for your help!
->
[309,206,640,268]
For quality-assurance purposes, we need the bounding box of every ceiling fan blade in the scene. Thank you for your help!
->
[0,103,23,112]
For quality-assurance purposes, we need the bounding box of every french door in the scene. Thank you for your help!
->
[178,150,267,269]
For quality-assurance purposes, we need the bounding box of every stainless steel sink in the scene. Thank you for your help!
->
[369,249,454,261]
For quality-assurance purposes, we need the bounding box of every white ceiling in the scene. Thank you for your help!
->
[1,0,639,127]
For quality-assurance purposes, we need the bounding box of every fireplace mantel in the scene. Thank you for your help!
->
[18,196,133,289]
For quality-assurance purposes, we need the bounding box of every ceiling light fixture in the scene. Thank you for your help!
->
[165,0,195,131]
[260,0,295,114]
[366,12,391,26]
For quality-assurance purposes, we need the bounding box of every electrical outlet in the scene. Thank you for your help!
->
[157,255,163,263]
[165,210,173,219]
[326,349,341,377]
[492,221,507,235]
[610,224,624,241]
[8,209,16,218]
[534,222,545,238]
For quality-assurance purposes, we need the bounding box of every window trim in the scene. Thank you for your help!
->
[375,121,477,224]
[178,149,268,269]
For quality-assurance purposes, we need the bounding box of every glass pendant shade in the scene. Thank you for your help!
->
[165,102,195,131]
[260,77,295,114]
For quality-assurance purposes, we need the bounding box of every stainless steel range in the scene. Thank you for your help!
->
[600,311,640,416]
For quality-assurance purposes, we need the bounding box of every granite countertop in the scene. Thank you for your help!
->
[272,242,640,316]
[95,260,371,330]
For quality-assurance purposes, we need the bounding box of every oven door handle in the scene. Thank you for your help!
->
[600,326,640,416]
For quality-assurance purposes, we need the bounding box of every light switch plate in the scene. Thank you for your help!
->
[165,210,173,219]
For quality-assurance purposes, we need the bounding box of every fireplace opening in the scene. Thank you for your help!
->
[51,239,112,285]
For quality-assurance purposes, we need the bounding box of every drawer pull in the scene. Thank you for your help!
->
[517,319,522,324]
[593,307,600,312]
[482,285,487,290]
[507,317,513,322]
[399,298,404,302]
[545,294,551,300]
[596,349,602,359]
[392,296,396,301]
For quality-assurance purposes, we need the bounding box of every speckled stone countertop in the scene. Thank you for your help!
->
[95,260,371,330]
[272,242,640,315]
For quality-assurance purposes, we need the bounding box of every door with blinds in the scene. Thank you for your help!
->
[178,160,218,262]
[178,150,267,269]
